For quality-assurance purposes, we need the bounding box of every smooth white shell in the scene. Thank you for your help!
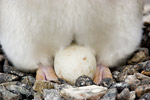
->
[54,45,96,85]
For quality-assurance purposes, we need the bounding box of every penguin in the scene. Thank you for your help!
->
[0,0,143,84]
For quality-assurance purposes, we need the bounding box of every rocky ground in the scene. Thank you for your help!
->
[0,5,150,100]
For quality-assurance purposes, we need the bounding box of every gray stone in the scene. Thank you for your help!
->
[112,71,120,80]
[34,93,42,100]
[101,88,117,100]
[135,73,150,80]
[21,75,35,86]
[129,91,136,100]
[117,88,130,100]
[100,78,114,88]
[44,89,64,100]
[75,75,94,87]
[125,75,141,90]
[135,84,150,97]
[33,80,54,94]
[111,82,130,91]
[0,73,19,83]
[3,61,25,77]
[60,85,107,100]
[6,85,32,97]
[139,93,150,100]
[0,85,20,100]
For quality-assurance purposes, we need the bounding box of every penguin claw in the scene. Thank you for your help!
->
[93,64,112,85]
[36,64,58,82]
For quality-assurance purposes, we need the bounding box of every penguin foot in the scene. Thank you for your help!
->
[36,64,58,82]
[93,64,112,85]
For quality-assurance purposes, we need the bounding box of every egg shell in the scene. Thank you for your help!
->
[54,45,96,85]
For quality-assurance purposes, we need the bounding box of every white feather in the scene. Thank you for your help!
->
[0,0,144,71]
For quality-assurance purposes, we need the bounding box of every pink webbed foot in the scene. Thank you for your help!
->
[36,64,58,82]
[93,64,112,85]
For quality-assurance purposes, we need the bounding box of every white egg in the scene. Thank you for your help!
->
[54,45,96,85]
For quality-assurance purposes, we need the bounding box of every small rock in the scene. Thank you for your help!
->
[0,85,20,100]
[54,83,73,92]
[43,89,64,100]
[118,61,150,81]
[100,78,114,88]
[135,73,150,80]
[0,73,19,83]
[21,76,35,86]
[128,48,148,64]
[141,61,150,76]
[33,80,54,94]
[0,81,18,86]
[3,61,25,77]
[112,71,120,80]
[129,91,136,100]
[135,84,150,97]
[141,79,150,85]
[117,88,130,100]
[34,93,42,100]
[101,88,117,100]
[111,82,130,92]
[60,85,107,100]
[125,75,141,91]
[5,85,32,98]
[118,64,142,81]
[139,93,150,100]
[141,71,150,76]
[21,76,35,92]
[75,75,94,87]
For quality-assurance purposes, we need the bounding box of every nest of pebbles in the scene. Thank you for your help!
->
[0,7,150,100]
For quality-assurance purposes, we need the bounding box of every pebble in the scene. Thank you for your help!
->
[112,71,120,80]
[100,78,114,88]
[21,75,35,86]
[0,85,20,100]
[101,88,117,100]
[117,64,142,81]
[75,75,94,87]
[141,79,150,85]
[141,61,150,76]
[135,84,150,97]
[110,82,130,92]
[0,81,18,86]
[128,48,148,64]
[54,83,73,92]
[43,89,64,100]
[34,93,43,100]
[135,73,150,80]
[3,60,25,77]
[0,73,19,83]
[60,85,107,100]
[5,84,32,98]
[129,91,136,100]
[117,88,130,100]
[33,80,54,94]
[125,75,141,91]
[139,93,150,100]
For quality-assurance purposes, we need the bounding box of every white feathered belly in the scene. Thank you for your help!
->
[0,0,143,71]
